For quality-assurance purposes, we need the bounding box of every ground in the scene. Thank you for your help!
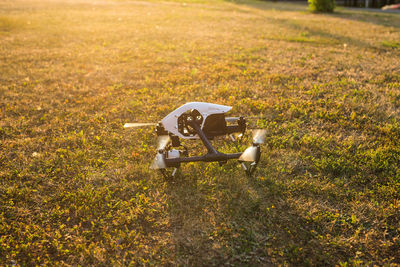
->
[1,0,400,265]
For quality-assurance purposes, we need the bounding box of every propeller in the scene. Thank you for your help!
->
[150,153,166,169]
[252,129,266,145]
[239,146,260,162]
[238,129,266,162]
[150,136,171,169]
[124,122,157,128]
[157,135,171,150]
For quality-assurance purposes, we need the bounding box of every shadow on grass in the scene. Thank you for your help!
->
[224,1,386,49]
[229,0,309,12]
[231,0,400,29]
[266,16,377,49]
[163,162,354,265]
[330,8,400,29]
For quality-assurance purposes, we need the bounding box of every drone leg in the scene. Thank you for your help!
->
[246,161,259,176]
[240,162,248,171]
[240,161,259,176]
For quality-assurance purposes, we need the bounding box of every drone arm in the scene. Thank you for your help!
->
[189,120,218,154]
[165,152,242,165]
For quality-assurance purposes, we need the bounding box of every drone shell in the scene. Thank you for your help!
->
[161,102,232,139]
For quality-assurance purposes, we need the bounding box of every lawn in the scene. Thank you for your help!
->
[1,0,400,265]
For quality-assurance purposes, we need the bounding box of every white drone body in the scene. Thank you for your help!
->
[161,102,232,139]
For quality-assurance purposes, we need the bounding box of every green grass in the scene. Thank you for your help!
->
[1,0,400,265]
[382,40,400,48]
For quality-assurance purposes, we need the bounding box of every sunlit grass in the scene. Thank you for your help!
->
[1,0,400,265]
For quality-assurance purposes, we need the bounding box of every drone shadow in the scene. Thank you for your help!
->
[163,162,354,265]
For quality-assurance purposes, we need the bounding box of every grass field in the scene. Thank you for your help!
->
[1,0,400,265]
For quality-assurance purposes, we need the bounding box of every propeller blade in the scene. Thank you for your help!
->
[150,153,166,169]
[253,129,266,145]
[157,135,171,150]
[239,146,259,162]
[124,122,157,128]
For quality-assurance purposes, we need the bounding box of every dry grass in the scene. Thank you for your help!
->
[1,0,400,265]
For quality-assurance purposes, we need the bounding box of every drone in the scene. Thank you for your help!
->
[124,102,266,178]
